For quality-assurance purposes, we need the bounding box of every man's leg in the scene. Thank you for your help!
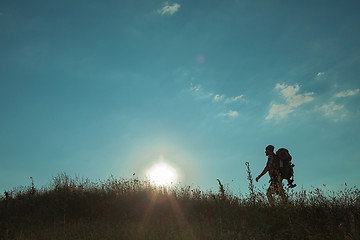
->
[278,182,286,201]
[266,186,275,205]
[275,178,289,203]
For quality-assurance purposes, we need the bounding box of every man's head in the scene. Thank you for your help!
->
[265,145,274,156]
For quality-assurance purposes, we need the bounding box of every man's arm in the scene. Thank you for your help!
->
[256,157,272,182]
[255,166,269,182]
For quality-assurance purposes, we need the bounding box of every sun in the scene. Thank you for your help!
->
[146,162,177,186]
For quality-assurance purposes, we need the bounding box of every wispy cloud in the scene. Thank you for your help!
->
[189,84,200,93]
[266,83,314,120]
[314,72,327,83]
[188,83,244,120]
[275,83,314,107]
[318,88,359,121]
[189,84,245,104]
[213,94,245,104]
[266,104,293,120]
[214,94,225,101]
[158,2,180,16]
[333,88,360,98]
[218,110,239,118]
[321,101,346,121]
[265,73,358,122]
[189,83,213,99]
[225,95,244,103]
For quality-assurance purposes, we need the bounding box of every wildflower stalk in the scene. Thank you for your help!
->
[217,179,225,202]
[245,162,256,203]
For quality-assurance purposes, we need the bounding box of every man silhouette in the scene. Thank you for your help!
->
[255,145,285,205]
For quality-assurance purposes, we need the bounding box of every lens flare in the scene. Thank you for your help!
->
[196,55,205,64]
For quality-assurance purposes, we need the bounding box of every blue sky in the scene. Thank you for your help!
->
[1,0,360,194]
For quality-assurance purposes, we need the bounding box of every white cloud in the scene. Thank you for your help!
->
[322,102,344,116]
[289,92,315,107]
[232,95,244,101]
[334,89,360,98]
[188,82,244,119]
[189,84,213,99]
[276,83,299,98]
[319,88,360,121]
[315,72,326,81]
[214,94,225,101]
[214,94,245,103]
[189,83,200,93]
[228,110,239,117]
[275,83,314,107]
[321,101,346,121]
[219,110,239,118]
[158,2,180,16]
[225,95,244,103]
[266,83,315,120]
[265,104,293,120]
[189,84,246,104]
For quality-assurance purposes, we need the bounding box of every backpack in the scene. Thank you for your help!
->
[276,148,296,187]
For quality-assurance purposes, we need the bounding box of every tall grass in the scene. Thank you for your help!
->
[0,166,359,240]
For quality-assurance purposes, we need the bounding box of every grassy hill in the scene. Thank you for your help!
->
[1,169,359,240]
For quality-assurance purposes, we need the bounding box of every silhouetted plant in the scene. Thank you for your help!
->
[0,171,359,240]
[245,161,256,204]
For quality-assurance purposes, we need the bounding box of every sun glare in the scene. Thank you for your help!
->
[147,163,177,186]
